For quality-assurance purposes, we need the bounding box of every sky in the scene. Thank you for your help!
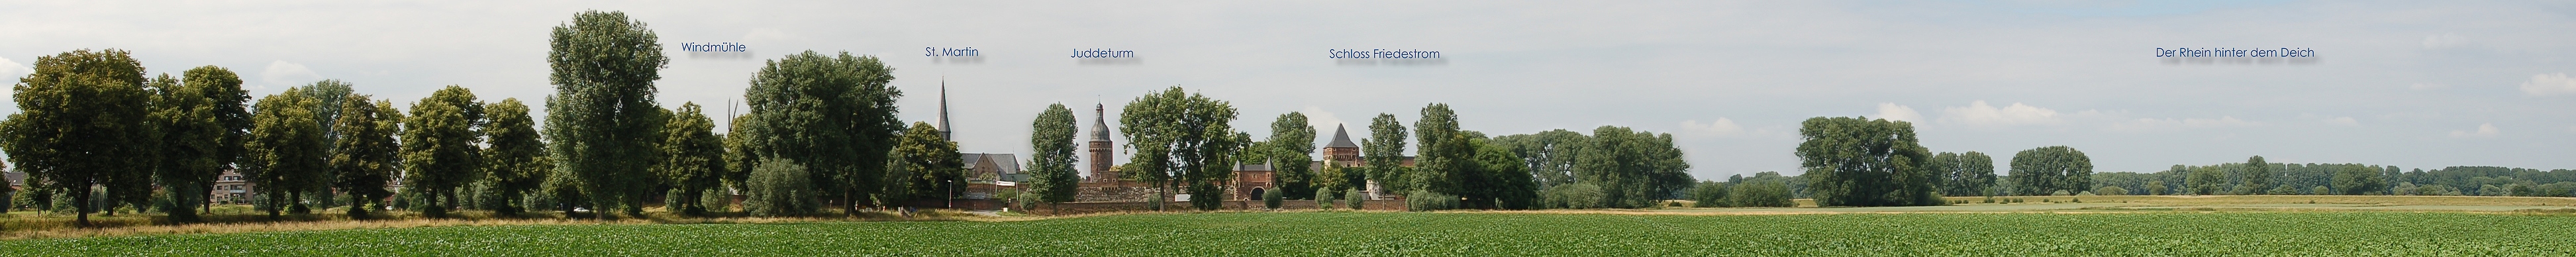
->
[1,0,2570,180]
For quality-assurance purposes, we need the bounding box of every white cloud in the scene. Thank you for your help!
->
[2520,73,2576,96]
[0,57,26,101]
[1938,101,2059,126]
[2408,83,2447,90]
[260,60,322,88]
[2450,123,2500,138]
[2324,117,2358,126]
[2108,116,2259,132]
[1301,106,1348,136]
[2422,34,2471,50]
[1679,118,1748,136]
[1874,103,1922,123]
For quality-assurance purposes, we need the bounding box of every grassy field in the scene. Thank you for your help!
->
[5,211,2575,256]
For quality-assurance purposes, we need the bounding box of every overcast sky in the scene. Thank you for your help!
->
[3,1,2570,180]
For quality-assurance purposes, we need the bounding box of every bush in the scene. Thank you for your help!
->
[1407,190,1458,211]
[1728,180,1795,208]
[699,188,730,213]
[2076,191,2097,197]
[1688,181,1730,207]
[1344,189,1365,210]
[746,161,815,217]
[2050,189,2071,196]
[1263,189,1284,209]
[1315,190,1336,209]
[1542,183,1605,209]
[2267,185,2300,195]
[2093,186,2126,196]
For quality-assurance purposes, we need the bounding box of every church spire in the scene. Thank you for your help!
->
[938,77,952,140]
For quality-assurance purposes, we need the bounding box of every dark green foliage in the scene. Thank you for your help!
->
[545,10,670,219]
[1795,117,1938,207]
[1118,86,1243,211]
[1262,188,1283,209]
[480,99,548,215]
[1405,189,1458,211]
[1490,130,1585,189]
[2008,146,2092,196]
[1344,189,1365,210]
[1362,114,1409,192]
[245,88,330,218]
[2333,165,2387,195]
[746,160,814,217]
[1542,183,1605,209]
[1026,104,1081,205]
[146,68,232,222]
[738,50,902,214]
[892,123,964,206]
[1314,189,1336,209]
[2186,165,2224,195]
[1688,181,1728,207]
[1930,152,1996,197]
[3,49,156,226]
[658,103,724,215]
[1729,179,1796,207]
[1571,126,1693,209]
[1265,113,1318,200]
[401,86,483,217]
[329,95,402,218]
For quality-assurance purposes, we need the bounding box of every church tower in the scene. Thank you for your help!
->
[936,79,952,139]
[1322,124,1361,166]
[1087,103,1118,182]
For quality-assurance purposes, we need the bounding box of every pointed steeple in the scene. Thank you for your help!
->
[937,78,952,140]
[1090,103,1112,142]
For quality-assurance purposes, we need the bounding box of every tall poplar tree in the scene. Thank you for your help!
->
[2242,156,2271,195]
[1266,113,1316,199]
[544,11,669,219]
[245,89,328,219]
[401,86,483,217]
[1362,114,1409,193]
[480,99,547,215]
[1026,103,1081,207]
[2,49,157,226]
[329,96,401,218]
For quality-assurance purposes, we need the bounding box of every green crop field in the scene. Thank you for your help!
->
[5,211,2573,256]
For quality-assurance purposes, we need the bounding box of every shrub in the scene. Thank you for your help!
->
[1688,181,1730,207]
[2267,185,2300,195]
[2076,191,2096,197]
[2312,185,2331,195]
[699,188,730,213]
[2093,186,2127,196]
[1263,189,1284,209]
[1542,183,1605,209]
[1344,189,1366,210]
[746,161,815,217]
[1407,190,1458,211]
[2050,189,2071,196]
[1315,190,1336,209]
[1728,180,1795,208]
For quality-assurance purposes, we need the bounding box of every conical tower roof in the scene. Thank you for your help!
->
[1325,124,1358,148]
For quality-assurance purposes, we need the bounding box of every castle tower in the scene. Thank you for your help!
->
[1322,124,1361,166]
[1087,103,1118,182]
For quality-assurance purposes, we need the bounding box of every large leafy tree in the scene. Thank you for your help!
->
[329,95,401,218]
[1930,152,1997,197]
[2330,165,2387,195]
[657,103,724,215]
[1573,126,1693,209]
[1361,113,1409,193]
[1265,113,1317,199]
[1026,103,1081,207]
[738,50,903,214]
[1795,117,1938,207]
[1493,129,1586,188]
[479,99,548,215]
[2241,156,2271,195]
[245,88,329,218]
[2008,146,2092,196]
[1413,104,1482,206]
[1119,86,1242,211]
[401,86,483,217]
[891,122,964,207]
[544,11,669,219]
[148,67,238,222]
[1471,138,1540,209]
[195,66,254,214]
[3,49,156,226]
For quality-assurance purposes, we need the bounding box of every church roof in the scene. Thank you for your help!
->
[1325,124,1358,148]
